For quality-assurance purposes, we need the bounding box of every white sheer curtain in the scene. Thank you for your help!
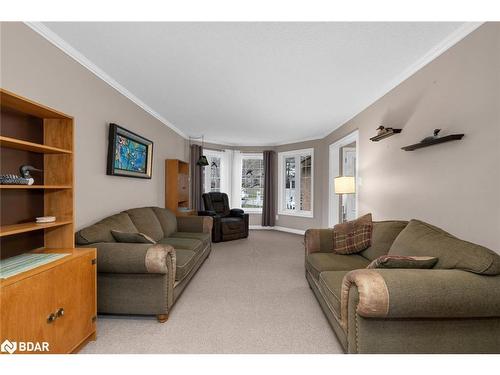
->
[231,150,242,208]
[221,149,233,203]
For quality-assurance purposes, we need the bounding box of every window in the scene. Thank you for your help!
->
[240,153,264,212]
[203,149,224,193]
[278,148,314,217]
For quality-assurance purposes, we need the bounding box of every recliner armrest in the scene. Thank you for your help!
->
[80,242,175,276]
[229,208,245,217]
[340,269,500,329]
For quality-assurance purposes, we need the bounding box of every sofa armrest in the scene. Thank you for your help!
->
[80,242,176,276]
[304,228,334,254]
[177,215,213,233]
[340,269,500,329]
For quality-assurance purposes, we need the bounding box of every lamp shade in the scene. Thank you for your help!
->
[334,176,356,194]
[197,155,209,167]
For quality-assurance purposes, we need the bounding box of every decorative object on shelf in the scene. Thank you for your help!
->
[107,123,153,179]
[0,165,42,185]
[0,174,32,185]
[334,176,356,223]
[36,216,56,224]
[370,126,402,142]
[401,129,464,151]
[421,128,441,142]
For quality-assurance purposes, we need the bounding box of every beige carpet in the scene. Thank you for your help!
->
[81,230,343,353]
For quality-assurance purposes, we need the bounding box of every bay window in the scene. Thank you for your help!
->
[278,148,314,217]
[240,153,264,212]
[203,149,224,193]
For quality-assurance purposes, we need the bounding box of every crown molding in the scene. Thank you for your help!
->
[317,21,484,140]
[25,22,482,147]
[25,22,188,140]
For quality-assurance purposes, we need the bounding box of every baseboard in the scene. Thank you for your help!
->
[249,225,305,235]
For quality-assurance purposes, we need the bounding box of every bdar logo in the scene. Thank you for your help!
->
[1,339,17,354]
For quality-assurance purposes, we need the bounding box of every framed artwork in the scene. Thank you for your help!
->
[106,123,153,179]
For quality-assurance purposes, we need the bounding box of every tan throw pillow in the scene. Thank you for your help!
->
[367,255,438,269]
[332,213,373,254]
[111,230,156,244]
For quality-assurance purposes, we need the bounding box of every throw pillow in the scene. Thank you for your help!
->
[332,213,373,254]
[111,230,156,244]
[367,255,438,269]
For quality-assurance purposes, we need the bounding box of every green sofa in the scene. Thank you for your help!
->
[305,219,500,353]
[76,207,213,322]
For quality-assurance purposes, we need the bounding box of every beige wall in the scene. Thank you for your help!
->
[320,23,500,250]
[1,23,188,229]
[2,22,498,250]
[209,23,500,252]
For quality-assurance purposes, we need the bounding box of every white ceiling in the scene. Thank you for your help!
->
[40,22,472,146]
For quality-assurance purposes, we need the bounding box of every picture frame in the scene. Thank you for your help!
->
[106,123,153,179]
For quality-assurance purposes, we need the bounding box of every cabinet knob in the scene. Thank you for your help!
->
[47,313,56,323]
[56,307,65,318]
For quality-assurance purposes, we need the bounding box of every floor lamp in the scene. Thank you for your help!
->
[334,176,356,223]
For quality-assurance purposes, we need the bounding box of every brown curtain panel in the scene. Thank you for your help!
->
[262,150,276,226]
[190,144,204,211]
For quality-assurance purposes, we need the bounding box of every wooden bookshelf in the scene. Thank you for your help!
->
[0,219,73,237]
[0,88,75,257]
[165,159,195,215]
[0,185,72,189]
[0,135,72,154]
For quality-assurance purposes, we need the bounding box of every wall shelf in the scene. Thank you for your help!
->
[401,134,464,151]
[0,135,72,154]
[370,128,402,142]
[0,219,73,237]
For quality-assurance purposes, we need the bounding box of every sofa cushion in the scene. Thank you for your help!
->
[159,237,204,253]
[360,220,408,261]
[367,255,438,269]
[152,207,177,237]
[332,213,373,255]
[318,271,349,319]
[111,230,156,244]
[306,252,370,280]
[170,232,211,248]
[389,219,500,275]
[76,212,138,245]
[124,207,165,242]
[175,249,197,282]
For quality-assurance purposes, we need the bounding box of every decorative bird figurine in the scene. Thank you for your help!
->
[421,129,441,143]
[376,126,385,135]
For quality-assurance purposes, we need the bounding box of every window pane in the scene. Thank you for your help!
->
[203,155,221,193]
[284,157,296,210]
[300,155,312,211]
[241,158,264,209]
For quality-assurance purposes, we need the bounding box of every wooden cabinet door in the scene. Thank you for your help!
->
[51,252,96,353]
[0,268,56,354]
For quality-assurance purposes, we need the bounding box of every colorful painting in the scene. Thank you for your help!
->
[114,135,147,172]
[107,123,153,179]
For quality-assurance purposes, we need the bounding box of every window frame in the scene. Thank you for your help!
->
[240,152,264,214]
[203,149,224,194]
[277,148,314,218]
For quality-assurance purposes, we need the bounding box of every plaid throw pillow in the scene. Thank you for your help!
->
[332,213,373,254]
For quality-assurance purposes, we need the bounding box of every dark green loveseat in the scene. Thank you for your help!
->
[76,207,213,322]
[305,219,500,353]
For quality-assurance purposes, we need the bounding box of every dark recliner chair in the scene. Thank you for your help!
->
[199,192,249,242]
